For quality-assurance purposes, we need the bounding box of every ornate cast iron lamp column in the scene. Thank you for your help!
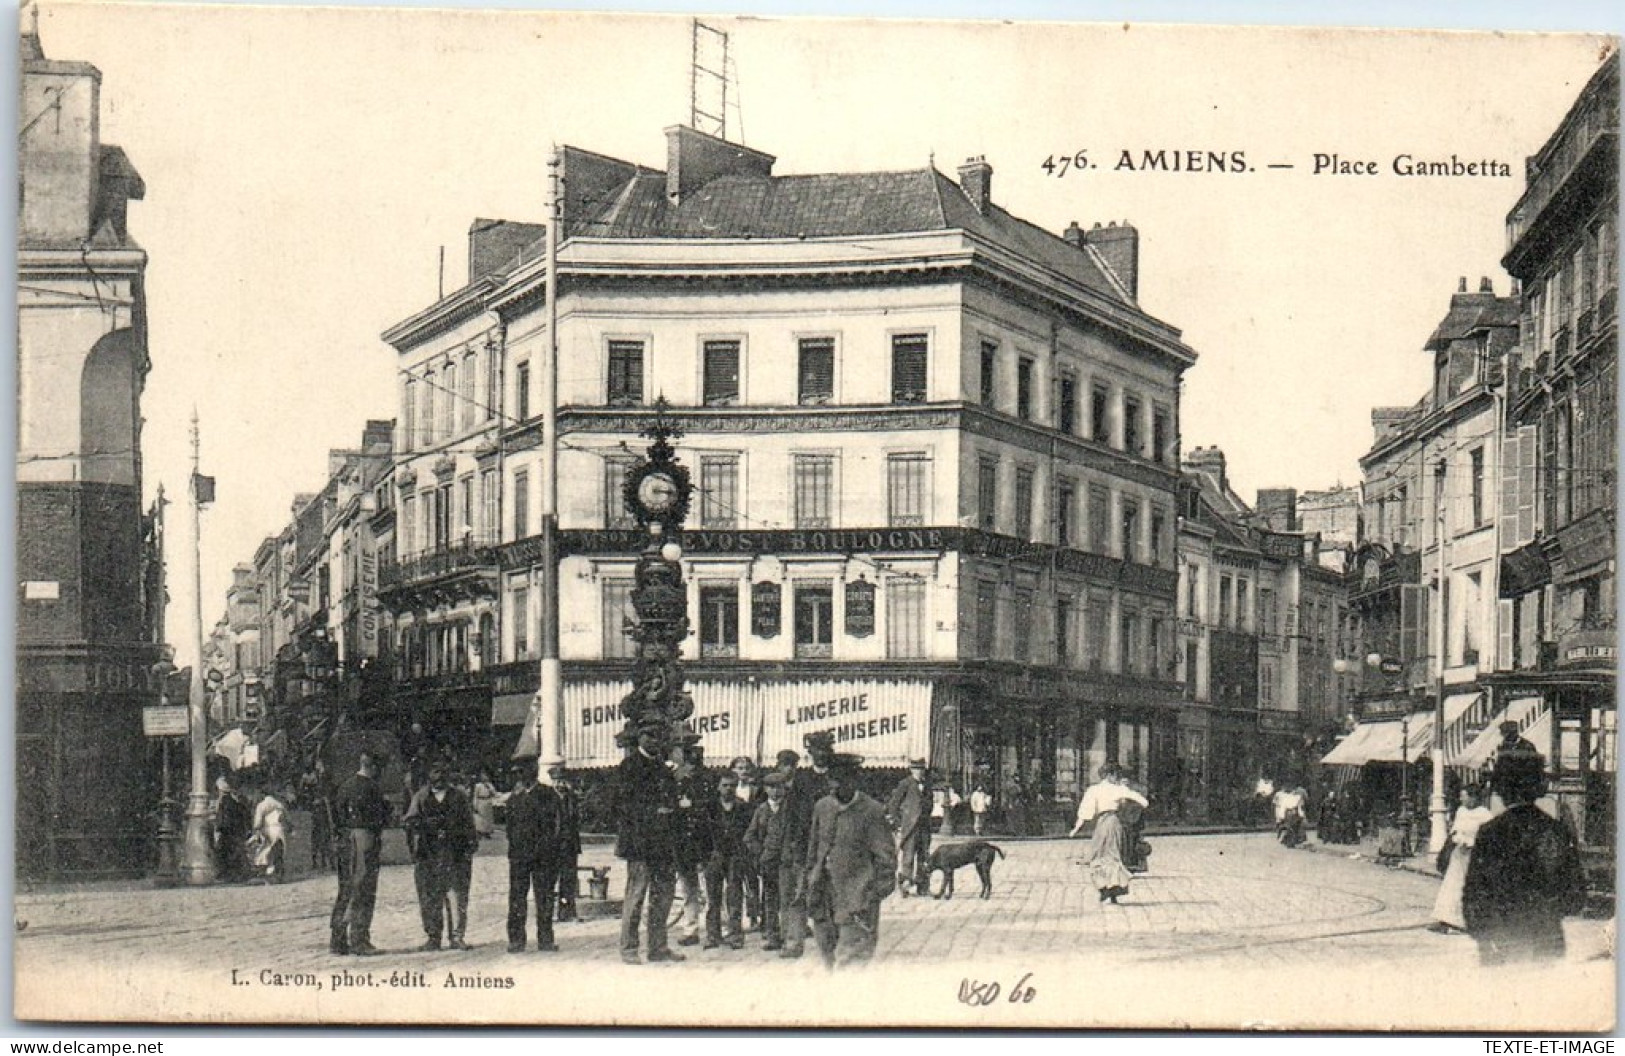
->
[617,400,699,755]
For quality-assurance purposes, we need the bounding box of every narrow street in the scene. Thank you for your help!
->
[14,833,1612,1029]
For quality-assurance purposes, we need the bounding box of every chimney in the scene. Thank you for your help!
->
[1183,445,1229,493]
[1256,488,1299,532]
[1371,406,1413,445]
[1458,276,1468,293]
[665,125,775,203]
[362,419,395,451]
[1081,220,1141,299]
[1479,276,1494,294]
[1062,220,1085,248]
[958,156,993,214]
[468,218,547,284]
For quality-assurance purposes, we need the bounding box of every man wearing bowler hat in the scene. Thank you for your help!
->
[885,757,934,895]
[615,718,684,964]
[547,761,583,923]
[402,761,477,951]
[805,752,896,969]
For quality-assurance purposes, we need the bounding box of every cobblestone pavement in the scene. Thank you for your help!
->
[13,833,1615,1029]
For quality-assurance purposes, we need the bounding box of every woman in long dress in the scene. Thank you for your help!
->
[472,771,498,839]
[1070,764,1150,904]
[1429,785,1494,933]
[249,785,288,883]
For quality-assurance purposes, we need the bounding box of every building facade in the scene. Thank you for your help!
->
[15,24,165,877]
[1493,52,1618,854]
[380,127,1197,826]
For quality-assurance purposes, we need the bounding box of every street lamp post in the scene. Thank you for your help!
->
[181,411,216,885]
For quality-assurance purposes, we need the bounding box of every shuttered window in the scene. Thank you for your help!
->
[513,469,530,538]
[887,579,926,659]
[602,579,635,659]
[461,352,478,431]
[798,337,835,404]
[891,333,928,403]
[793,455,835,528]
[887,453,928,526]
[977,457,998,531]
[607,340,645,405]
[1059,372,1078,434]
[700,455,739,528]
[703,340,741,405]
[604,457,635,528]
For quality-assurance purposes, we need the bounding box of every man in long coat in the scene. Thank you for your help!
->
[505,759,565,952]
[805,753,896,970]
[548,763,583,923]
[884,758,934,894]
[402,762,478,950]
[1463,749,1588,966]
[615,721,683,964]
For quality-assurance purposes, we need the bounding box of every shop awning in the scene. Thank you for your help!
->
[1320,713,1435,766]
[491,692,535,727]
[1451,697,1549,769]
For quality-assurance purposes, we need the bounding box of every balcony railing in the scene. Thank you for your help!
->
[380,541,498,589]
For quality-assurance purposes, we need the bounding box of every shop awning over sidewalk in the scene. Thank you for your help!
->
[1450,697,1550,768]
[1320,713,1436,766]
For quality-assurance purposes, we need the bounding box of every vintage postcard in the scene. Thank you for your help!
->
[11,1,1619,1031]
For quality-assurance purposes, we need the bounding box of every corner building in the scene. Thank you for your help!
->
[383,128,1195,828]
[15,24,163,877]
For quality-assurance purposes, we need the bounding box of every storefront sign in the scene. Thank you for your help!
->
[1558,629,1616,670]
[751,581,781,638]
[142,706,189,738]
[549,678,932,768]
[358,535,379,653]
[844,579,875,637]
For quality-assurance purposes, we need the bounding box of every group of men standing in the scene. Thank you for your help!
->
[324,751,583,956]
[616,727,905,970]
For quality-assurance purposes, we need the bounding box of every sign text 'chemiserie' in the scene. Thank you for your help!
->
[783,692,910,744]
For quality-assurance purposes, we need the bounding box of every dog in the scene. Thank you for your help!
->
[926,840,1005,900]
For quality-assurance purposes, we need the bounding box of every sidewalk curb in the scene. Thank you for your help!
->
[1296,837,1443,880]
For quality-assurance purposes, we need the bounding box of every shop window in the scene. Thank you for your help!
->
[794,582,834,659]
[700,583,740,658]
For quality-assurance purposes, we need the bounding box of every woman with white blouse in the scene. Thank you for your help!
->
[1070,763,1150,904]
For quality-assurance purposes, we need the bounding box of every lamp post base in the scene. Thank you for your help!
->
[180,794,217,887]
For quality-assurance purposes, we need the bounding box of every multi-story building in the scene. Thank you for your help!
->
[381,127,1196,824]
[1178,450,1354,818]
[15,22,165,877]
[1331,278,1523,821]
[1493,51,1617,854]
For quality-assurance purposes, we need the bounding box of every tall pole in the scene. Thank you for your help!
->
[182,410,216,884]
[537,146,563,769]
[1429,448,1449,854]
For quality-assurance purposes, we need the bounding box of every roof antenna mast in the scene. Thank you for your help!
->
[690,20,740,142]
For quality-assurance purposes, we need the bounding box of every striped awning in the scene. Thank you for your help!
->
[1450,697,1548,769]
[1320,714,1435,766]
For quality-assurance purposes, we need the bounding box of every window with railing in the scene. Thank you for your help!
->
[511,584,531,660]
[513,469,530,539]
[700,583,740,658]
[794,582,834,659]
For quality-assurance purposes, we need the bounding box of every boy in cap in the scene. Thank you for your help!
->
[705,769,754,949]
[805,753,895,969]
[745,770,794,949]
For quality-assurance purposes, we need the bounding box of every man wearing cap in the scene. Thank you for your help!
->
[504,759,564,953]
[745,770,794,949]
[615,721,684,964]
[329,750,389,956]
[403,762,478,951]
[885,758,934,895]
[805,753,896,969]
[548,763,583,923]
